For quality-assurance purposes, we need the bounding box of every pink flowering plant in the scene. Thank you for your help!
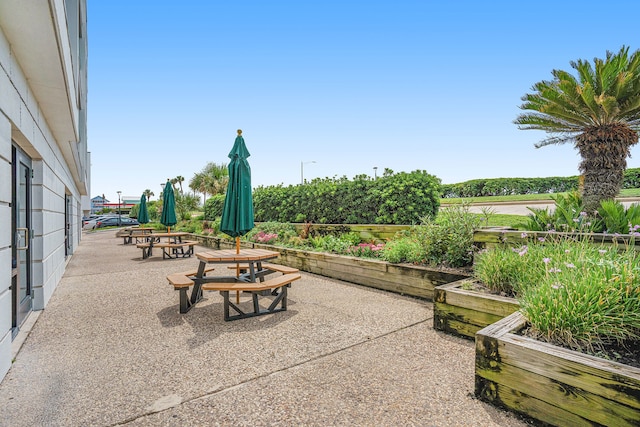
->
[346,242,385,258]
[251,231,279,244]
[244,221,298,245]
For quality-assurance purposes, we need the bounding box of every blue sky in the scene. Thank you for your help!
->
[88,1,640,202]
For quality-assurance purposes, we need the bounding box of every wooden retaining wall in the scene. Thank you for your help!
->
[475,312,640,426]
[433,280,519,339]
[187,234,470,300]
[264,223,411,241]
[474,228,640,250]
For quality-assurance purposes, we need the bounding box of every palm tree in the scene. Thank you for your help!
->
[175,175,185,194]
[189,162,229,204]
[515,46,640,212]
[204,162,229,196]
[143,189,154,201]
[189,172,207,203]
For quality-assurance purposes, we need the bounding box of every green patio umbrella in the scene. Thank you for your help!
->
[138,194,149,225]
[160,179,177,232]
[220,129,254,254]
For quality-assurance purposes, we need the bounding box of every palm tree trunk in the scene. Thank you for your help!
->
[576,123,638,213]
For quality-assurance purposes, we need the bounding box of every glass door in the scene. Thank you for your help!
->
[12,145,32,334]
[65,194,72,256]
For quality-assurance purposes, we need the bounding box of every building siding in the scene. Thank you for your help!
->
[0,0,89,382]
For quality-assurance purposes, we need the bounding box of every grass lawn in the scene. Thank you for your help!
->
[474,213,527,229]
[441,188,640,205]
[443,189,640,228]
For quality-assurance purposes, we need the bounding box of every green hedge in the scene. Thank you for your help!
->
[252,170,441,224]
[441,176,579,198]
[203,194,226,220]
[203,168,640,225]
[441,168,640,198]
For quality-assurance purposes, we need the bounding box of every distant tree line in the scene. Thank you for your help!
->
[440,167,640,198]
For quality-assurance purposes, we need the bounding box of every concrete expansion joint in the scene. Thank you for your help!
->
[108,318,429,425]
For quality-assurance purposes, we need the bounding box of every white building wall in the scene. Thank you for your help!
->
[0,0,88,382]
[0,113,12,380]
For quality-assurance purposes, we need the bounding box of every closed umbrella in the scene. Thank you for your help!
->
[220,129,254,252]
[138,194,149,225]
[220,130,254,303]
[160,179,177,232]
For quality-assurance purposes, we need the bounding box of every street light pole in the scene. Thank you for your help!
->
[117,191,122,226]
[301,160,316,184]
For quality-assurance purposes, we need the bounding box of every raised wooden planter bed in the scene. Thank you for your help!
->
[474,228,640,250]
[187,234,470,300]
[475,311,640,426]
[433,279,519,339]
[286,223,411,241]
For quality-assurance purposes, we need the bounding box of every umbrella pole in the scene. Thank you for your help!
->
[236,236,240,303]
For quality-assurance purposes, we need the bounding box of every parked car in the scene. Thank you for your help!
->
[95,217,139,228]
[82,215,113,230]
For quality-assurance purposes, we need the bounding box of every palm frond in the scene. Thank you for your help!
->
[571,59,597,92]
[517,45,640,143]
[533,135,574,148]
[577,82,602,123]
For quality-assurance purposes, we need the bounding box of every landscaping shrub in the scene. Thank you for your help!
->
[441,175,580,198]
[307,233,362,253]
[345,243,385,258]
[382,237,423,263]
[203,194,225,220]
[174,193,200,221]
[147,200,159,222]
[382,203,484,267]
[244,221,298,245]
[597,200,640,234]
[129,203,139,219]
[253,170,441,224]
[518,191,640,234]
[200,218,220,235]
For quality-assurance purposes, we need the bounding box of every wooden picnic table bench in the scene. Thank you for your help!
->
[156,240,198,259]
[166,249,302,320]
[120,227,155,244]
[168,270,301,321]
[227,263,299,276]
[167,267,215,313]
[203,273,301,321]
[136,232,190,259]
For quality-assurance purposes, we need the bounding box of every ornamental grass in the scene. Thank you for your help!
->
[475,236,640,352]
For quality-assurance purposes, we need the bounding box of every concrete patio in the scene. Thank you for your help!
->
[0,230,531,426]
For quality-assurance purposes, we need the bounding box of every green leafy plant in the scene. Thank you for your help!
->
[517,192,591,232]
[203,194,226,220]
[474,234,640,353]
[517,238,640,352]
[244,222,297,244]
[382,237,423,263]
[597,200,640,233]
[305,234,361,253]
[253,170,441,224]
[379,203,484,267]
